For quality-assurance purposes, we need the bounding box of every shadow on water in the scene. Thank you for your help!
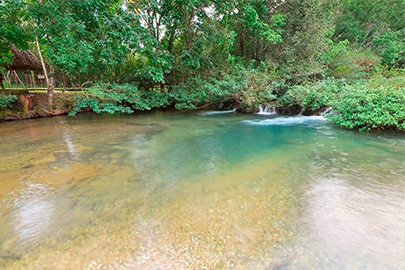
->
[0,112,404,269]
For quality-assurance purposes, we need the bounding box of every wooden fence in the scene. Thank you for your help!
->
[1,70,82,91]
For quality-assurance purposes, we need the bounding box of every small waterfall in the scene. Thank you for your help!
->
[298,109,305,116]
[256,105,277,115]
[322,107,332,115]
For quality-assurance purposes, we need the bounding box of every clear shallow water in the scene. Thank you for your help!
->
[0,111,404,269]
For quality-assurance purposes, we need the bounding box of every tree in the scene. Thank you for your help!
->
[228,0,285,61]
[0,0,31,71]
[334,0,405,67]
[263,0,340,76]
[29,0,142,81]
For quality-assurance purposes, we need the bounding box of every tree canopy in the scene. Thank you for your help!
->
[1,0,405,130]
[2,0,404,83]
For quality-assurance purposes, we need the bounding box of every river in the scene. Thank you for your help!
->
[0,111,404,269]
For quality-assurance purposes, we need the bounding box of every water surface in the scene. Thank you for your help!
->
[0,111,404,269]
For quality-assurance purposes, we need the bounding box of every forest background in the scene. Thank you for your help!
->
[1,0,405,131]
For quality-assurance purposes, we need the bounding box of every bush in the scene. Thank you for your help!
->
[0,94,18,108]
[320,41,380,81]
[68,71,405,132]
[278,78,345,113]
[328,83,405,131]
[169,67,283,112]
[279,76,405,131]
[69,84,170,116]
[374,31,405,67]
[169,76,243,110]
[238,67,280,111]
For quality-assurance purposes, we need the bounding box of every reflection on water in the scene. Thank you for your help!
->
[12,184,56,251]
[0,111,404,269]
[60,120,80,160]
[302,178,404,268]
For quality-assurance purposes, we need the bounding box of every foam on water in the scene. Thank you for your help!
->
[199,108,236,115]
[244,115,327,126]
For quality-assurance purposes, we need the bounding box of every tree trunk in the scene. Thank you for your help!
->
[239,30,245,57]
[0,73,5,89]
[184,9,194,51]
[48,65,55,104]
[35,36,53,105]
[168,26,176,53]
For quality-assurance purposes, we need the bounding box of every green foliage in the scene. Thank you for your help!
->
[279,79,345,112]
[0,1,30,47]
[267,0,337,76]
[374,31,405,66]
[169,66,282,111]
[133,50,173,84]
[334,0,405,67]
[28,0,143,82]
[170,74,245,110]
[279,76,405,131]
[0,0,31,68]
[0,94,18,108]
[321,43,380,80]
[226,0,287,61]
[334,0,405,45]
[242,5,285,43]
[319,40,350,65]
[328,82,405,131]
[69,84,170,115]
[238,66,279,111]
[2,0,405,133]
[169,79,206,110]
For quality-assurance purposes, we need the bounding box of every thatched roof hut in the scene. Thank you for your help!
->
[7,45,43,71]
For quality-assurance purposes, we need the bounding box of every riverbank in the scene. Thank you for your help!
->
[0,90,316,122]
[0,92,78,121]
[1,75,405,132]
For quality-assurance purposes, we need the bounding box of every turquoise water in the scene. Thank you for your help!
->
[0,111,404,269]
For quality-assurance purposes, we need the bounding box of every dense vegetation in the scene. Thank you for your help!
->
[1,0,405,131]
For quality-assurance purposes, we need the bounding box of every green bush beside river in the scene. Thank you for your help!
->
[69,74,405,132]
[2,73,405,132]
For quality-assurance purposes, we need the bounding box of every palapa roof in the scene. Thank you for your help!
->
[7,45,43,71]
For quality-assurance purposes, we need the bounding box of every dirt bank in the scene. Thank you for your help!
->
[0,92,79,121]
